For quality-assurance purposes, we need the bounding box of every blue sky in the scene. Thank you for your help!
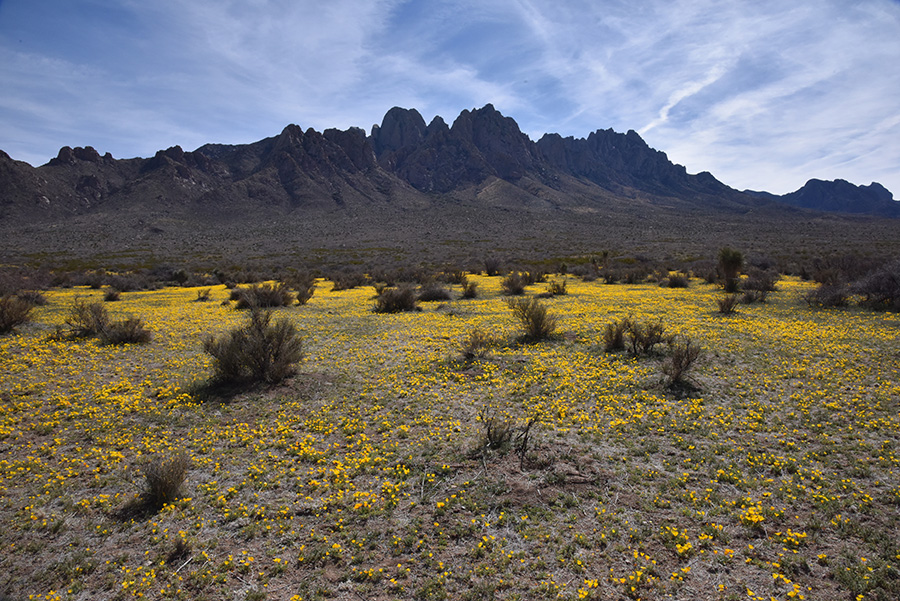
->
[1,0,898,195]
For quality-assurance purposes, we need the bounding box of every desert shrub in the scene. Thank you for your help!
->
[100,317,152,345]
[233,282,294,309]
[443,270,468,285]
[143,451,191,510]
[740,289,767,304]
[373,285,419,313]
[417,282,452,302]
[501,272,527,295]
[287,273,317,306]
[483,258,502,276]
[602,318,631,352]
[195,288,212,302]
[104,288,121,302]
[65,299,110,337]
[521,271,546,285]
[0,296,33,334]
[16,290,47,306]
[663,273,690,288]
[662,337,702,388]
[803,284,850,308]
[459,327,495,361]
[744,269,778,292]
[547,279,567,295]
[718,247,744,292]
[460,279,479,299]
[852,260,900,311]
[331,271,368,291]
[507,297,557,341]
[626,319,672,355]
[717,294,739,314]
[294,283,315,305]
[203,308,303,384]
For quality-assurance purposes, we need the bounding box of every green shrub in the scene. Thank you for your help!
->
[233,282,294,309]
[100,317,152,345]
[501,272,527,295]
[65,299,110,337]
[507,297,557,341]
[0,295,33,334]
[203,308,303,384]
[718,248,744,293]
[373,285,419,313]
[143,451,191,510]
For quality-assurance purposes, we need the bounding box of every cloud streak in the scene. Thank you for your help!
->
[0,0,898,195]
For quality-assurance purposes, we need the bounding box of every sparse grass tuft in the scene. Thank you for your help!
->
[143,451,191,510]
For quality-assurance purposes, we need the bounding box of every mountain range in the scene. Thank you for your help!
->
[1,104,897,222]
[1,104,899,272]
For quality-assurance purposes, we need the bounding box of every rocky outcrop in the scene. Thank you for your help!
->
[776,179,899,217]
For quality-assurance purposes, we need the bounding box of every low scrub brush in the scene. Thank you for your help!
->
[0,295,33,334]
[373,285,419,313]
[507,297,557,341]
[203,308,303,384]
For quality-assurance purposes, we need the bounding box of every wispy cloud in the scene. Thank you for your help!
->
[0,0,898,194]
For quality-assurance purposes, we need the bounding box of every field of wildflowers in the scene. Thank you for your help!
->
[1,275,898,600]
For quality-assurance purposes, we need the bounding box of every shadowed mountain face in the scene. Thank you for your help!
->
[1,105,898,272]
[1,103,895,222]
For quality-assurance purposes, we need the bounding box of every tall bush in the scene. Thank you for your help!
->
[203,308,303,384]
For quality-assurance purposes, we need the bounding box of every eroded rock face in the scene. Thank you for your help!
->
[0,104,894,221]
